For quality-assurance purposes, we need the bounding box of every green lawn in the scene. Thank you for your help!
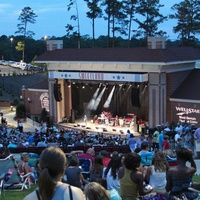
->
[2,176,200,200]
[1,184,37,200]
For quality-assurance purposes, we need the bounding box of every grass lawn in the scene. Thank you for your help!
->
[1,184,37,200]
[2,176,200,200]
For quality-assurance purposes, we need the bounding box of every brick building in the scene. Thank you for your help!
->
[35,37,200,128]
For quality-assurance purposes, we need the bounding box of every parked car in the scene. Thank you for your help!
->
[0,60,8,66]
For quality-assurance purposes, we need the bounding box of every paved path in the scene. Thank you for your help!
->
[3,110,40,133]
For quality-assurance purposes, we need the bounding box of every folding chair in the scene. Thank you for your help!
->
[0,154,32,193]
[78,158,92,180]
[0,173,6,196]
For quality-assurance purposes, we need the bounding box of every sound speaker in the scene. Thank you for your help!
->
[54,83,62,102]
[131,88,140,107]
[70,109,75,123]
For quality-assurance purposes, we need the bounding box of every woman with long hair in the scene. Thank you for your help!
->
[23,146,84,200]
[166,147,197,199]
[90,155,104,183]
[145,150,169,192]
[104,155,122,191]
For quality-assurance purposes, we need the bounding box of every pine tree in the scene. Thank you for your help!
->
[15,7,37,62]
[170,0,200,46]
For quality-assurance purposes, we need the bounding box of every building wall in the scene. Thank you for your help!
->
[23,90,49,117]
[166,70,192,124]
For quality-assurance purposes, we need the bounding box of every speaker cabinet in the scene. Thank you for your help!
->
[131,88,140,107]
[54,83,62,102]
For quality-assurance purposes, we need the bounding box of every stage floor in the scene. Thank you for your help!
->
[57,118,141,138]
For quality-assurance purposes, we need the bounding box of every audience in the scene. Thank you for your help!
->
[165,147,197,199]
[18,152,35,183]
[78,148,95,163]
[103,154,122,191]
[145,151,169,193]
[119,152,152,200]
[100,150,111,167]
[65,155,84,189]
[90,155,104,184]
[84,182,110,200]
[128,133,136,152]
[138,142,154,166]
[24,146,84,200]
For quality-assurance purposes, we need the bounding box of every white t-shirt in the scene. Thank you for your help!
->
[104,168,120,191]
[149,165,166,189]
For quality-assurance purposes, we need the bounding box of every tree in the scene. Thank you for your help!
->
[102,0,126,47]
[170,0,200,46]
[66,0,81,48]
[16,104,26,119]
[122,0,138,47]
[134,0,167,38]
[15,7,37,62]
[84,0,102,47]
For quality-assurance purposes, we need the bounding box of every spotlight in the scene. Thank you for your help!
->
[82,83,85,89]
[67,82,71,88]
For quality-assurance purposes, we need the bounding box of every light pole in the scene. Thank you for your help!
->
[44,36,48,51]
[10,37,13,47]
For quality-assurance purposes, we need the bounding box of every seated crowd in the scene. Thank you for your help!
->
[1,120,200,199]
[20,145,200,200]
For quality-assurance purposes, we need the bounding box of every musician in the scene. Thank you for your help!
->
[114,115,119,126]
[105,117,109,126]
[93,115,98,124]
[84,114,87,126]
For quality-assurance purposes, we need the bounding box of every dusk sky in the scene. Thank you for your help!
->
[0,0,182,41]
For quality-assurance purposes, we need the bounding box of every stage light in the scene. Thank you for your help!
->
[82,83,85,89]
[67,82,71,88]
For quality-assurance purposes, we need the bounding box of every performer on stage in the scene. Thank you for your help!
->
[93,115,98,124]
[84,114,87,126]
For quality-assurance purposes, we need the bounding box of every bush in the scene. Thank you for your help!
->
[16,104,26,119]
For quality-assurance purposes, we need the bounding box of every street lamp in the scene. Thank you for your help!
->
[44,36,48,51]
[10,37,13,47]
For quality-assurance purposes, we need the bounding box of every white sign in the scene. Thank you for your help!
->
[49,71,148,82]
[175,106,200,124]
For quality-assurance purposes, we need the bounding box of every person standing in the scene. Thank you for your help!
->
[128,133,137,152]
[18,120,23,133]
[152,127,159,151]
[159,130,164,150]
[84,114,87,126]
[194,127,200,158]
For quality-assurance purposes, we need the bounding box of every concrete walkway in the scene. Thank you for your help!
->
[3,110,40,133]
